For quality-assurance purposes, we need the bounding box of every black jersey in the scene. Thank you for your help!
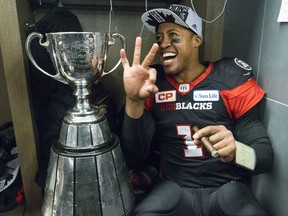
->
[144,57,265,187]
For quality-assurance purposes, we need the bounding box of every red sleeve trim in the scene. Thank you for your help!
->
[220,78,265,120]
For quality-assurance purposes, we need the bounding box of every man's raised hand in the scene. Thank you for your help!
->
[120,37,159,102]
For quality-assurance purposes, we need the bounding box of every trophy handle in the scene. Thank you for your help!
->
[25,32,68,84]
[102,33,126,76]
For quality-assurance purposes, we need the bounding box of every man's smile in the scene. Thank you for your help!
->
[161,52,177,66]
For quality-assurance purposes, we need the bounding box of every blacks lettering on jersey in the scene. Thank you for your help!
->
[158,102,213,111]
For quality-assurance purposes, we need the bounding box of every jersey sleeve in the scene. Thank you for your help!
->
[121,111,156,169]
[220,77,265,120]
[232,103,273,175]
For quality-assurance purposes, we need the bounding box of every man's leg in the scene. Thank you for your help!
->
[134,179,192,216]
[209,181,268,216]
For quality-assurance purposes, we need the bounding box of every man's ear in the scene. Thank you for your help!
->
[193,35,203,47]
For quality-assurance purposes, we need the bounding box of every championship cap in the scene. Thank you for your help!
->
[141,4,202,37]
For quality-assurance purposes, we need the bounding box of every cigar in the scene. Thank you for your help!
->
[192,126,219,158]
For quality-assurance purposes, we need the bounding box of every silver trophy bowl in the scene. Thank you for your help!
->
[26,32,125,123]
[25,32,134,215]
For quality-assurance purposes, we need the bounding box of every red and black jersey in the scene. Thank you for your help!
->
[144,57,265,187]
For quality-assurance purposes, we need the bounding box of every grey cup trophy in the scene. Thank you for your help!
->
[25,32,134,215]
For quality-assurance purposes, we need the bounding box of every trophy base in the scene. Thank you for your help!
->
[42,135,134,216]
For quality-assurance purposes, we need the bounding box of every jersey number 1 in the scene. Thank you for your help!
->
[177,125,204,157]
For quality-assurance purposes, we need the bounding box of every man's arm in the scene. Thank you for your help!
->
[119,37,159,169]
[232,101,273,174]
[121,110,156,169]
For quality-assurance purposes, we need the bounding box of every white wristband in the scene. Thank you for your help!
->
[235,141,256,171]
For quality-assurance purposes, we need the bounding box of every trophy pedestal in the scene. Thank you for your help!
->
[42,120,134,216]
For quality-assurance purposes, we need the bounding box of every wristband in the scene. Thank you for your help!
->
[235,141,256,171]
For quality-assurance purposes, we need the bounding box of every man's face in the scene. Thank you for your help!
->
[156,22,199,77]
